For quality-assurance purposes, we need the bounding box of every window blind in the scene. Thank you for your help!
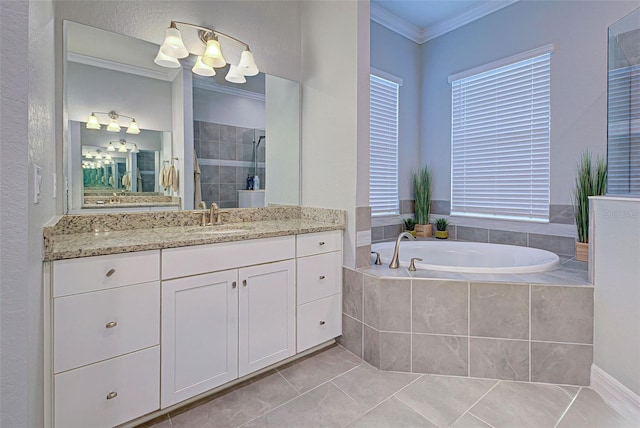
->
[607,64,640,196]
[450,52,551,222]
[370,74,399,216]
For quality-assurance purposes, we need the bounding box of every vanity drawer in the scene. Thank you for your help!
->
[53,250,160,297]
[54,282,160,374]
[296,231,342,257]
[297,294,342,352]
[297,251,342,304]
[54,346,160,428]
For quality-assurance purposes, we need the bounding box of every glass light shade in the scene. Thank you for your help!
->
[85,153,93,159]
[237,50,259,76]
[131,144,140,154]
[154,49,181,68]
[126,119,141,135]
[94,152,102,160]
[107,142,116,152]
[105,154,112,160]
[201,39,226,68]
[86,114,101,130]
[225,64,246,84]
[159,26,189,59]
[192,56,216,76]
[106,118,121,132]
[118,142,128,152]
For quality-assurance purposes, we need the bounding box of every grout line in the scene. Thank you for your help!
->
[168,414,174,428]
[554,386,582,428]
[330,380,358,403]
[468,281,471,377]
[467,411,496,428]
[393,385,440,427]
[529,284,532,382]
[276,370,302,396]
[450,380,500,426]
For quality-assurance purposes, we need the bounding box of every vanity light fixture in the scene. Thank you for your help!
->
[118,140,128,152]
[107,142,116,152]
[85,111,141,134]
[131,144,140,154]
[155,21,259,83]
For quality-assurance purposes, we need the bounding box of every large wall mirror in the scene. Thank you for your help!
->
[63,21,301,212]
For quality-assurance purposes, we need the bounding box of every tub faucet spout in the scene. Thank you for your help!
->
[389,232,415,269]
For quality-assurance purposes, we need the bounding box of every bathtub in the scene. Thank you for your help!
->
[371,240,561,274]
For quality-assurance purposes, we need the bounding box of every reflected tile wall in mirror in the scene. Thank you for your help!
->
[195,120,265,208]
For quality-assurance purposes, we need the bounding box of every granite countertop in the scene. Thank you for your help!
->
[44,216,345,261]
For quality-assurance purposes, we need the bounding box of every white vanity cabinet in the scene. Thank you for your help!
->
[50,250,161,428]
[296,231,343,352]
[160,236,296,407]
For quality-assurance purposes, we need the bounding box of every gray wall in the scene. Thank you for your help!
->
[370,21,421,201]
[421,0,640,205]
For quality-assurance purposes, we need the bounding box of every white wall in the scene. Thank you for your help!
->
[592,197,640,397]
[370,21,421,201]
[193,87,265,129]
[66,62,173,132]
[301,0,369,269]
[421,0,640,204]
[1,0,56,427]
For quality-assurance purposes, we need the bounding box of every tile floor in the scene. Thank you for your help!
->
[144,345,631,428]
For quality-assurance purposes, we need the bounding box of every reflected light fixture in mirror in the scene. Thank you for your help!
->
[86,110,141,134]
[155,21,259,83]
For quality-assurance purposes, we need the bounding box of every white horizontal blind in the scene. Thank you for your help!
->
[451,53,551,222]
[608,64,640,196]
[370,74,399,216]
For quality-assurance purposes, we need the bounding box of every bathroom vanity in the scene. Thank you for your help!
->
[43,207,345,427]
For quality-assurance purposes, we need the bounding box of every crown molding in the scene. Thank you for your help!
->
[421,0,519,43]
[370,3,423,44]
[66,52,177,82]
[192,78,265,102]
[371,1,519,45]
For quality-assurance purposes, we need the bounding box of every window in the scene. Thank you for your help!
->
[370,72,400,216]
[450,47,552,222]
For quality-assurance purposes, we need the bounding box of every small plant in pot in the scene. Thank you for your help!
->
[413,166,433,237]
[434,218,450,239]
[573,150,607,262]
[403,218,417,237]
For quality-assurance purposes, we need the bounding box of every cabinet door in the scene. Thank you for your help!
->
[161,270,238,408]
[238,260,295,377]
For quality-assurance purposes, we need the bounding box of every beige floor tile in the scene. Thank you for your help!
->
[556,388,633,428]
[277,345,362,393]
[469,381,573,428]
[348,397,437,428]
[395,375,497,426]
[332,363,420,409]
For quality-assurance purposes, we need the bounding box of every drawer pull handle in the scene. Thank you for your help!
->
[319,241,325,246]
[232,281,237,289]
[319,321,326,325]
[106,391,118,400]
[242,280,247,287]
[319,275,326,280]
[105,321,118,329]
[105,268,116,277]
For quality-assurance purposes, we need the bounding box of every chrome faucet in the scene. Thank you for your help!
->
[389,232,415,269]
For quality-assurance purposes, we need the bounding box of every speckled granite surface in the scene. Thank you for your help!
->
[44,207,346,261]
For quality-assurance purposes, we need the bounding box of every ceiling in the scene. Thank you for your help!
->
[371,0,519,44]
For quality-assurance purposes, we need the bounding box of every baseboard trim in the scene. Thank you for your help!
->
[591,364,640,425]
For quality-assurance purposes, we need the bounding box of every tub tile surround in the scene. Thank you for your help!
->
[339,266,594,386]
[43,206,346,260]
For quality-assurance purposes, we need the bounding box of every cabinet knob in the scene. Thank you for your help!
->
[319,321,326,325]
[319,275,326,280]
[242,279,247,287]
[232,281,237,289]
[105,321,118,329]
[105,268,116,277]
[319,241,325,246]
[106,391,118,400]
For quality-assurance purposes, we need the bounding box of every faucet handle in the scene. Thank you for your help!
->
[371,251,382,265]
[409,258,423,271]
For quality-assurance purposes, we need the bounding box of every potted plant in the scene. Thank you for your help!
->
[403,218,417,237]
[434,218,450,239]
[573,150,607,261]
[413,166,432,237]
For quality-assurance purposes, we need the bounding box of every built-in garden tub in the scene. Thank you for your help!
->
[339,241,593,386]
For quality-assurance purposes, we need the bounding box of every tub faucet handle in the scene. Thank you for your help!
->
[371,251,382,265]
[409,257,423,271]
